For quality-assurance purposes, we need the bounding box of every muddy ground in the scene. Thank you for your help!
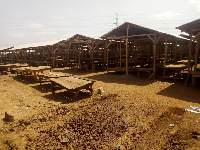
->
[0,68,200,149]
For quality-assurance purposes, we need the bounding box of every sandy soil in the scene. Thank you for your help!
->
[0,68,200,149]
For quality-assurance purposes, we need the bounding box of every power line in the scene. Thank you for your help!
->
[113,13,118,27]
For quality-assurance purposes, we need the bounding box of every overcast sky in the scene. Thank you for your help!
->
[0,0,200,48]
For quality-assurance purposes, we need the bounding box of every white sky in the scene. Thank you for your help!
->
[0,0,200,48]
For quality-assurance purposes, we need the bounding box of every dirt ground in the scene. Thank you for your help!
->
[0,68,200,149]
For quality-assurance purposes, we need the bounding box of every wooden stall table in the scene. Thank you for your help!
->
[0,65,9,74]
[15,67,29,76]
[0,63,28,74]
[177,60,194,70]
[24,66,52,80]
[50,76,95,100]
[37,72,71,85]
[162,64,187,79]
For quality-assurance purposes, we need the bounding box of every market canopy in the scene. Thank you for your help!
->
[176,19,200,36]
[101,22,181,42]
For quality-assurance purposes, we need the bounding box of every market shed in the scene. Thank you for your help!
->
[57,34,105,71]
[2,40,61,66]
[176,19,200,86]
[0,46,14,63]
[101,22,185,79]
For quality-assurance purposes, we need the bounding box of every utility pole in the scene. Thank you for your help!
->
[113,13,118,27]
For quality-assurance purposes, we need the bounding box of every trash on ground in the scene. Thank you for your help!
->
[185,109,200,114]
[190,106,200,111]
[97,87,107,95]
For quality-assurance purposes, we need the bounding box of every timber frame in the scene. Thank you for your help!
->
[176,19,200,86]
[101,22,187,79]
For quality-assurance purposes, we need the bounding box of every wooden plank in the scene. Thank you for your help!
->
[50,76,93,90]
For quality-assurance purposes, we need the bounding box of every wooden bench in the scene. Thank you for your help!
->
[162,64,187,79]
[50,76,95,100]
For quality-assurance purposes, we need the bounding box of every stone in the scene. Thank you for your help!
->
[4,112,14,122]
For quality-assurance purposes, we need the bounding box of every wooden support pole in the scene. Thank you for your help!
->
[79,43,81,69]
[188,34,192,72]
[180,41,183,60]
[184,33,193,86]
[126,24,129,76]
[120,41,122,67]
[194,37,199,71]
[43,47,45,57]
[91,42,94,72]
[164,38,168,66]
[140,43,144,67]
[174,40,178,63]
[52,46,55,68]
[153,35,157,79]
[68,44,71,64]
[104,40,107,67]
[107,43,109,73]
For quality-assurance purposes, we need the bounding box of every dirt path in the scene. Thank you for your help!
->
[0,69,200,149]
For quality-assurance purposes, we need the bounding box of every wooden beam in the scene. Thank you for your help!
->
[53,43,61,54]
[156,33,162,44]
[106,34,156,40]
[106,39,113,48]
[192,28,200,31]
[192,32,200,41]
[147,35,155,43]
